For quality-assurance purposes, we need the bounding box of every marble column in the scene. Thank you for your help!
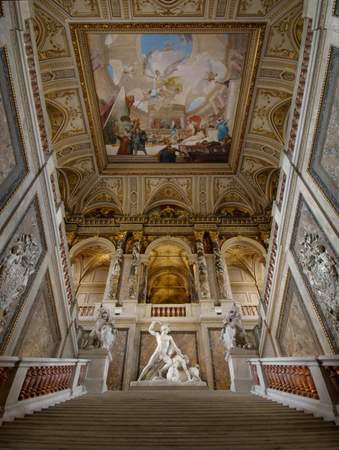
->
[103,232,127,306]
[210,232,231,304]
[138,260,149,303]
[128,231,142,299]
[194,232,211,299]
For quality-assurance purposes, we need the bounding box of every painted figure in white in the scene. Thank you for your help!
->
[138,321,187,381]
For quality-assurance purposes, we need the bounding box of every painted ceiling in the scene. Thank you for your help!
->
[33,0,303,223]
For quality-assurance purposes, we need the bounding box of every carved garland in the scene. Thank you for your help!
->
[59,223,74,306]
[286,19,313,156]
[263,222,278,307]
[24,23,51,157]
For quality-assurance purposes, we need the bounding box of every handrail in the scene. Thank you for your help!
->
[0,357,89,424]
[248,356,339,424]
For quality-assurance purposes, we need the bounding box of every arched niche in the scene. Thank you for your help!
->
[70,237,115,305]
[143,237,194,304]
[221,236,266,310]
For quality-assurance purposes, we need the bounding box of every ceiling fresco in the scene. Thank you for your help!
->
[73,23,263,169]
[32,0,303,221]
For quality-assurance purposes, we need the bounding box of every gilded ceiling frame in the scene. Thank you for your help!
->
[70,22,265,175]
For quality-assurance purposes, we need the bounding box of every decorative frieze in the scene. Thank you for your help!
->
[263,222,278,307]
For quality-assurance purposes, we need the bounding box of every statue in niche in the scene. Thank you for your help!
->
[0,234,40,314]
[196,240,210,298]
[212,241,228,299]
[108,243,124,301]
[138,321,199,383]
[221,303,252,355]
[128,238,141,298]
[80,305,117,360]
[299,232,338,313]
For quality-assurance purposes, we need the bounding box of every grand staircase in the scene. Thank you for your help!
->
[0,390,338,450]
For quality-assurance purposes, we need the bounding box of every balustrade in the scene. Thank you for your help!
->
[241,305,258,316]
[151,305,186,318]
[0,357,88,424]
[249,357,339,424]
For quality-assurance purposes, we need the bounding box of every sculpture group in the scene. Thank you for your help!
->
[220,303,253,356]
[138,321,202,383]
[79,305,117,360]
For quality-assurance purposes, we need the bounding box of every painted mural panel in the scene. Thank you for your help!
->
[0,48,28,210]
[71,22,265,168]
[309,46,339,212]
[87,31,249,163]
[208,328,230,390]
[106,328,128,390]
[138,330,203,380]
[277,273,322,357]
[290,196,338,353]
[15,271,61,357]
[0,197,46,352]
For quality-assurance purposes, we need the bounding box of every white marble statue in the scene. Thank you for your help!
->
[138,321,195,382]
[221,303,251,355]
[189,364,202,382]
[80,305,117,360]
[166,353,191,383]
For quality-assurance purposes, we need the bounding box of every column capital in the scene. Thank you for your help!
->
[132,231,143,241]
[194,231,204,241]
[209,231,219,242]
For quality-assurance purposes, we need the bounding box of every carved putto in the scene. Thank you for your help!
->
[221,303,252,355]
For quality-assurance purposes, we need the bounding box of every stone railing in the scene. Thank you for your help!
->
[78,305,96,318]
[248,357,339,424]
[150,305,187,318]
[0,357,88,424]
[240,305,258,317]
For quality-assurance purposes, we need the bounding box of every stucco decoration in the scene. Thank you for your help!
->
[309,46,339,213]
[265,4,303,60]
[0,197,46,351]
[132,0,206,17]
[277,273,322,357]
[291,196,339,353]
[237,0,279,17]
[33,6,70,60]
[45,89,87,141]
[250,89,291,143]
[53,0,100,17]
[15,271,61,357]
[0,48,28,211]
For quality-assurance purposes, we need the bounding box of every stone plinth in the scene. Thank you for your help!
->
[226,348,258,393]
[79,349,111,394]
[130,380,208,390]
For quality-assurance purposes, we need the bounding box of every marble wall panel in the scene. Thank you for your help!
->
[137,330,202,380]
[0,47,28,211]
[208,328,230,390]
[106,328,128,390]
[0,196,47,352]
[277,273,322,357]
[15,271,61,357]
[290,196,338,353]
[309,46,339,213]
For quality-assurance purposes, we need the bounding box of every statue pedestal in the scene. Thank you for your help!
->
[79,349,111,394]
[226,348,258,393]
[130,380,208,390]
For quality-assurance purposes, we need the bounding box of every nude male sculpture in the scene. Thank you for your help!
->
[138,321,191,381]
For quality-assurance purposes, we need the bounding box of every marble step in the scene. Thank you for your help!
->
[0,390,338,450]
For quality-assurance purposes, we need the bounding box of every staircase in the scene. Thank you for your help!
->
[0,390,338,450]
